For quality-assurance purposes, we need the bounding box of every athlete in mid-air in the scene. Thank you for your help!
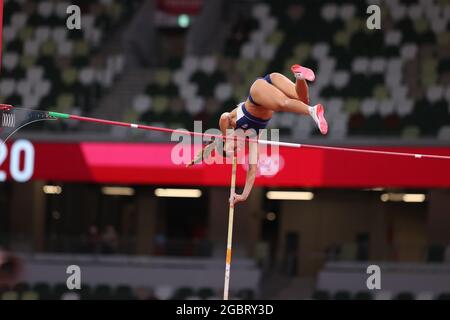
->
[188,65,328,206]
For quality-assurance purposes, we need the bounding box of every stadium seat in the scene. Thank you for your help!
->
[12,282,30,293]
[0,286,9,296]
[237,289,255,300]
[154,286,175,300]
[52,283,70,300]
[438,126,450,140]
[333,290,351,300]
[114,285,136,300]
[436,293,450,300]
[312,290,330,300]
[1,291,19,300]
[80,284,92,300]
[416,292,434,300]
[375,291,393,300]
[33,282,52,300]
[21,291,40,300]
[61,292,81,300]
[197,287,215,300]
[395,292,415,300]
[172,287,195,300]
[92,284,113,300]
[354,291,373,300]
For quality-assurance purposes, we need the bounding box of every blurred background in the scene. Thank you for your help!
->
[1,0,450,300]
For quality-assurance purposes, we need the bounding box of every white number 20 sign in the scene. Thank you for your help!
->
[0,140,35,182]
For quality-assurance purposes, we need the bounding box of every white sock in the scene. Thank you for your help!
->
[308,105,316,117]
[295,72,305,81]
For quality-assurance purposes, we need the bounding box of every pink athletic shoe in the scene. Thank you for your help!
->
[291,64,316,82]
[312,104,328,135]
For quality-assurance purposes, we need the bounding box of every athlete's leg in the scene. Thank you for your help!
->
[249,79,310,115]
[249,79,328,134]
[269,72,310,104]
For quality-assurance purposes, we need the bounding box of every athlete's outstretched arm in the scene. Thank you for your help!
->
[230,141,258,206]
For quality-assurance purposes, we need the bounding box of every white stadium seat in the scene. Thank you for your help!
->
[3,53,19,71]
[438,126,450,141]
[375,291,392,300]
[241,43,257,60]
[352,57,369,74]
[400,44,418,60]
[380,100,395,116]
[340,4,355,20]
[321,4,338,22]
[312,43,329,60]
[214,83,233,102]
[199,56,217,75]
[133,94,152,114]
[0,79,16,97]
[361,99,378,117]
[385,31,402,46]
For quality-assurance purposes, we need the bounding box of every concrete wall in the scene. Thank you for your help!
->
[427,189,450,245]
[208,187,262,258]
[276,191,428,276]
[18,254,261,290]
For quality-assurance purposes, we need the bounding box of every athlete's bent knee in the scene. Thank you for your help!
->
[269,72,283,82]
[274,98,289,112]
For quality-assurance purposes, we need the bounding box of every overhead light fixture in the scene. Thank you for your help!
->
[154,188,202,198]
[380,193,426,203]
[102,186,135,196]
[402,193,426,203]
[43,185,62,195]
[266,191,314,201]
[364,187,384,191]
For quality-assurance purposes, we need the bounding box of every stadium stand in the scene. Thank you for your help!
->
[0,0,142,128]
[0,282,254,300]
[128,0,450,139]
[1,0,449,139]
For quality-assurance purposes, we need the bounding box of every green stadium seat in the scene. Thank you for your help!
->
[32,284,51,300]
[1,291,19,300]
[13,282,30,293]
[53,283,70,300]
[92,284,113,300]
[312,290,330,300]
[197,287,215,300]
[80,285,92,300]
[436,293,450,300]
[21,291,40,300]
[172,287,195,300]
[237,289,255,300]
[114,285,136,300]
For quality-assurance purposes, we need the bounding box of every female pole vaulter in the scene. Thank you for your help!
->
[188,65,328,206]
